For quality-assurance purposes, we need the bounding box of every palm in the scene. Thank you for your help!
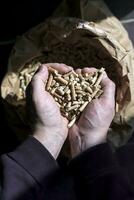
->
[36,90,62,128]
[69,67,115,157]
[30,63,73,139]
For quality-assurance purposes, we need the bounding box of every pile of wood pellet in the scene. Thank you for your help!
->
[18,63,40,100]
[46,67,105,128]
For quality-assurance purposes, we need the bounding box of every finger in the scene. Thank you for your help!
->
[81,68,115,100]
[32,65,48,96]
[75,68,82,74]
[44,63,73,74]
[81,67,97,74]
[100,72,116,101]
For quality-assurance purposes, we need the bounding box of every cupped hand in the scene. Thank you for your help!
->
[69,68,116,157]
[27,63,72,158]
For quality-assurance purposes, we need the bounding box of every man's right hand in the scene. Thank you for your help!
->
[69,68,115,158]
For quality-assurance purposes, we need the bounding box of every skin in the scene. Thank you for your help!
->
[27,63,115,159]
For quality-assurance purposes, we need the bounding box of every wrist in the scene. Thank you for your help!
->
[81,134,107,150]
[69,129,107,158]
[33,127,66,159]
[79,127,107,148]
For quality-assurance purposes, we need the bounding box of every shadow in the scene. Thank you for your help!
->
[0,97,20,155]
[115,118,134,187]
[105,0,134,19]
[0,0,62,41]
[0,0,63,155]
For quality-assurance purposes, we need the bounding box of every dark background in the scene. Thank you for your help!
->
[0,0,134,154]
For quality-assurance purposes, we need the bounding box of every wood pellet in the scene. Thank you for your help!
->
[46,67,105,127]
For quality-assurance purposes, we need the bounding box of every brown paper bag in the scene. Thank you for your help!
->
[1,0,134,147]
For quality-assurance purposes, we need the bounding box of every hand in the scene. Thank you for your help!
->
[27,63,72,159]
[69,68,115,157]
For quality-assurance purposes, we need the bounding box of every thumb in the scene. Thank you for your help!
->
[100,72,115,102]
[32,65,48,95]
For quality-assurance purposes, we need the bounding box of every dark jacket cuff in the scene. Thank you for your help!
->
[7,137,59,188]
[69,143,118,180]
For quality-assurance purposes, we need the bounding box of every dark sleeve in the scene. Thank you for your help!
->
[0,137,60,200]
[68,143,134,200]
[116,142,134,186]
